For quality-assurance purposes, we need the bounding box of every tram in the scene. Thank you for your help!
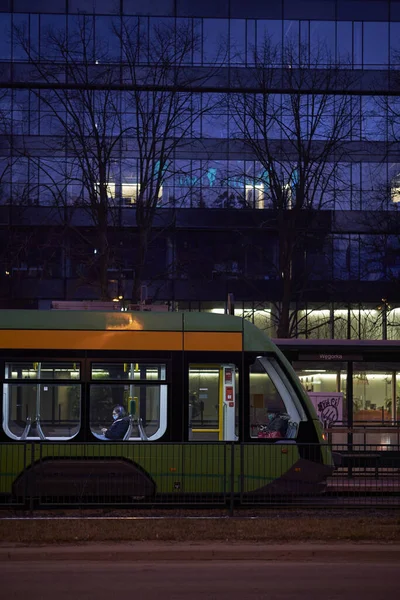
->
[0,310,333,503]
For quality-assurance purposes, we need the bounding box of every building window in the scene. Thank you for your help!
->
[391,173,400,203]
[122,182,140,205]
[353,364,395,423]
[246,184,265,209]
[95,182,115,199]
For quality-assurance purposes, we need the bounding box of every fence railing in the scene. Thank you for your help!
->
[325,424,400,448]
[0,441,399,509]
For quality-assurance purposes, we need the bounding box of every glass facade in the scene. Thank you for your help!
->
[1,1,400,340]
[284,341,400,427]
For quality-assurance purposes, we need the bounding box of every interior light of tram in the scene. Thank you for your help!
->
[12,369,80,378]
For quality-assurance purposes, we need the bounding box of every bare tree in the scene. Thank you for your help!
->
[229,40,358,337]
[348,48,400,339]
[352,78,400,338]
[0,87,17,204]
[116,18,220,302]
[14,17,220,302]
[0,89,18,299]
[14,18,128,299]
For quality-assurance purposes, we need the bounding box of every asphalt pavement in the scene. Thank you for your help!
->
[0,541,400,562]
[0,558,399,600]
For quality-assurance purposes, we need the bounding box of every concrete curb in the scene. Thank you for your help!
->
[1,542,400,562]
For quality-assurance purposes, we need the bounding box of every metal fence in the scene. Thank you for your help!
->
[0,441,399,509]
[325,425,400,448]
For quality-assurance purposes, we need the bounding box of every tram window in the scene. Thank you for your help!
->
[5,362,80,380]
[3,383,81,441]
[89,383,167,441]
[91,363,166,381]
[250,357,305,440]
[188,364,238,441]
[3,362,81,440]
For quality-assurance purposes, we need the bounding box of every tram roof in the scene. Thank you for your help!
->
[0,310,275,352]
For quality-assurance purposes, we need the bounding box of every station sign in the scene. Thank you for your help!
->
[299,354,363,361]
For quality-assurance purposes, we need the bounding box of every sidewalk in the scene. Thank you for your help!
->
[1,542,400,563]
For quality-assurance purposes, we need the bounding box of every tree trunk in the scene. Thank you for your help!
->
[98,225,110,301]
[276,221,295,338]
[276,266,293,338]
[132,227,149,303]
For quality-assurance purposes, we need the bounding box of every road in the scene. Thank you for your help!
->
[1,561,399,599]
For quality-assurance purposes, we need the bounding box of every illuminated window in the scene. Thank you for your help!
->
[189,364,238,441]
[89,362,167,441]
[121,183,163,205]
[122,182,140,205]
[3,362,81,441]
[249,357,305,439]
[91,363,166,381]
[391,174,400,203]
[95,182,115,199]
[246,184,265,209]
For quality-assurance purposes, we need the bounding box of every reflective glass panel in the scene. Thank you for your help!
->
[353,363,394,424]
[89,383,167,441]
[5,362,80,380]
[188,364,238,441]
[294,361,347,428]
[249,357,305,439]
[91,363,166,380]
[3,383,81,440]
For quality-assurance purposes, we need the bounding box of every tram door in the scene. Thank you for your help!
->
[188,364,237,441]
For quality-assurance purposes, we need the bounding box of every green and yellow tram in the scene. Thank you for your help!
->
[0,310,333,504]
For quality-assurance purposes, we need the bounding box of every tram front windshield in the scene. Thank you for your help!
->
[249,357,306,439]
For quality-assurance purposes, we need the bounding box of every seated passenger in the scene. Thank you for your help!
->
[101,405,130,440]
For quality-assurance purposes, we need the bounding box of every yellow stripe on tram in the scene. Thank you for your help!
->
[184,332,242,352]
[0,330,243,352]
[0,330,182,351]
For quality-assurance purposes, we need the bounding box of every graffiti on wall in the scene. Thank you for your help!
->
[308,392,343,428]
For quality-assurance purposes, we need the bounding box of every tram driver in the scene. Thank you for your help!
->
[101,405,130,440]
[257,400,290,439]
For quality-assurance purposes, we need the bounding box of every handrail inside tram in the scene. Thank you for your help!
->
[123,416,134,441]
[137,417,149,441]
[35,416,46,441]
[19,417,32,441]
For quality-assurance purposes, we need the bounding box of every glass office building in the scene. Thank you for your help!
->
[1,0,400,340]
